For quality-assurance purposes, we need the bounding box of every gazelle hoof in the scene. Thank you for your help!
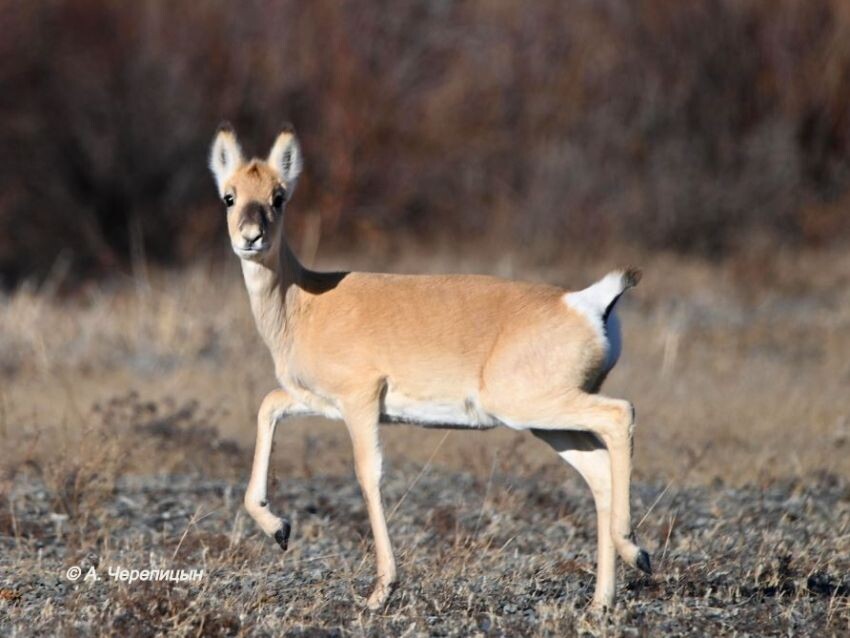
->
[589,598,613,613]
[636,549,652,575]
[366,580,395,611]
[274,520,291,551]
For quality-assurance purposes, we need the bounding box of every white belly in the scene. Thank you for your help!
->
[280,381,500,429]
[380,390,500,429]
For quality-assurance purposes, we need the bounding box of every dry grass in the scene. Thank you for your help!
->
[1,247,850,635]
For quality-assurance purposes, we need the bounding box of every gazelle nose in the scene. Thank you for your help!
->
[242,226,263,245]
[240,201,268,247]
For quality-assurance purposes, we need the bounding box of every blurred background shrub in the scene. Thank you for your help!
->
[1,0,849,286]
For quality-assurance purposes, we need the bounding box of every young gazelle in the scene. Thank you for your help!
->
[209,123,650,610]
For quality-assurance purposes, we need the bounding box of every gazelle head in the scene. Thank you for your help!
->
[209,123,302,262]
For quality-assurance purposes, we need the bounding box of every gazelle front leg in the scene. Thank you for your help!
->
[342,399,396,610]
[245,388,301,550]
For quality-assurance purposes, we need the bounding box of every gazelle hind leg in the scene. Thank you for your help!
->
[532,430,616,609]
[245,389,304,549]
[487,391,650,574]
[342,400,397,610]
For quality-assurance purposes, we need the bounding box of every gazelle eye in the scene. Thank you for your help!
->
[272,191,286,208]
[223,193,235,207]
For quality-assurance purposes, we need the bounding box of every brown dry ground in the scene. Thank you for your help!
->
[1,246,849,636]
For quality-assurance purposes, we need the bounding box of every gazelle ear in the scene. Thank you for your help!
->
[209,122,245,195]
[267,124,302,192]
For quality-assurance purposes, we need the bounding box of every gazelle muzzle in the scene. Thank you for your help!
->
[238,201,270,250]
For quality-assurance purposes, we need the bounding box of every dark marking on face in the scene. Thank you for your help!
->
[241,201,268,228]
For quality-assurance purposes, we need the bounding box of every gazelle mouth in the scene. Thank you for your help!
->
[234,243,270,258]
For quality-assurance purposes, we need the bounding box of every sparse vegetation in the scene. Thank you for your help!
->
[1,249,849,635]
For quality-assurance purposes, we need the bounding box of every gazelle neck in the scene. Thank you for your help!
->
[240,237,348,351]
[240,238,303,349]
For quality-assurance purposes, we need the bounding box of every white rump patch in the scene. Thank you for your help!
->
[563,271,628,374]
[563,272,625,321]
